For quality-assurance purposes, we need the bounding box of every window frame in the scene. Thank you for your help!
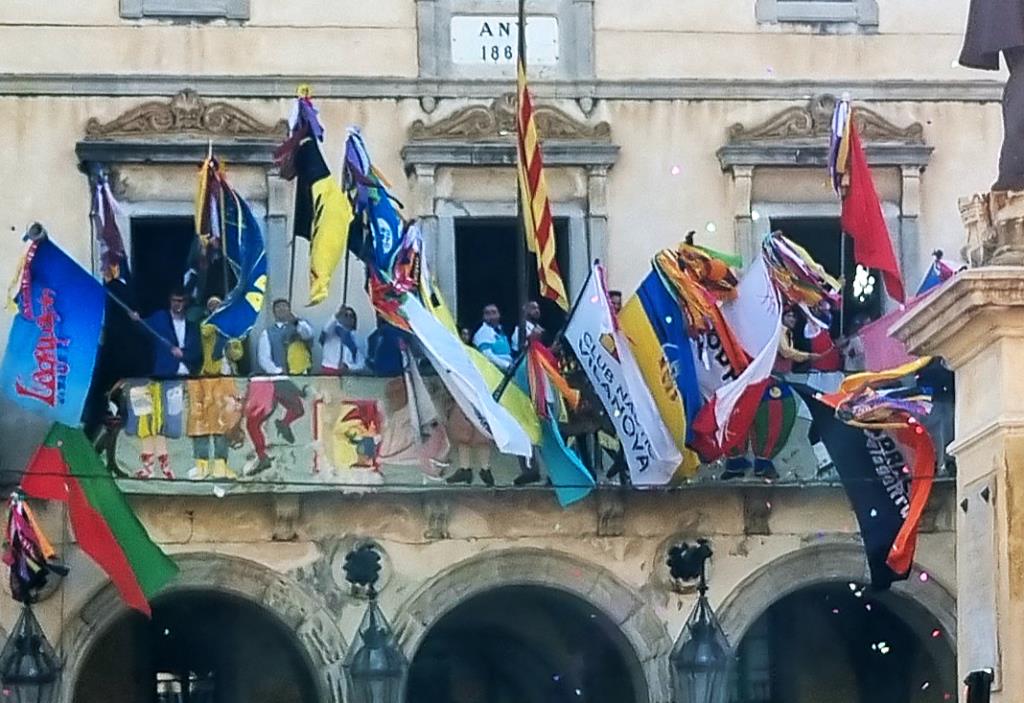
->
[120,0,250,20]
[755,0,878,27]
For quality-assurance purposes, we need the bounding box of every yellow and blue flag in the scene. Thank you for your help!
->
[206,188,267,339]
[620,270,703,476]
[1,236,105,426]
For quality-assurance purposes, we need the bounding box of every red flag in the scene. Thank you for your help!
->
[841,125,905,302]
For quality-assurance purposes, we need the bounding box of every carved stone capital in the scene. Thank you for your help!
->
[84,89,286,139]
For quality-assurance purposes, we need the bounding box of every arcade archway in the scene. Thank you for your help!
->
[406,585,646,703]
[728,582,955,703]
[72,589,320,703]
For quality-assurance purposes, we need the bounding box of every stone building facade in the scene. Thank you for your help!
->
[0,1,992,701]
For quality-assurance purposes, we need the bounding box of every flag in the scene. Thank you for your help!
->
[564,264,682,484]
[514,361,594,507]
[1,237,105,427]
[205,187,268,339]
[21,423,178,615]
[916,252,957,296]
[517,18,568,310]
[839,118,906,303]
[415,261,542,445]
[400,296,533,458]
[91,173,128,283]
[691,254,783,460]
[796,387,934,588]
[343,128,405,277]
[619,269,703,477]
[275,96,354,306]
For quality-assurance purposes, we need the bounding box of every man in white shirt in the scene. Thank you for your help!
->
[472,304,513,370]
[257,299,314,375]
[249,299,312,453]
[511,300,545,352]
[320,304,367,375]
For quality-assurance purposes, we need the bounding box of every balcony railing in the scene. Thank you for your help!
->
[100,374,954,495]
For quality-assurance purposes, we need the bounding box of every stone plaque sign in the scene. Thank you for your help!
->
[450,15,559,65]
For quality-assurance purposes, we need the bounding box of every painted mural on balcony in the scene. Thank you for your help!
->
[102,372,954,494]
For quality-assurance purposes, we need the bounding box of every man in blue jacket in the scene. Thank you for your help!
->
[125,287,201,479]
[143,287,202,378]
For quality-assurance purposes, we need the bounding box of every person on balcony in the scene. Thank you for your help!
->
[187,295,245,480]
[257,298,314,376]
[472,303,513,371]
[245,299,313,474]
[511,300,545,352]
[124,287,201,479]
[199,295,245,376]
[320,304,367,375]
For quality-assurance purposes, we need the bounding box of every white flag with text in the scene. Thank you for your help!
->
[564,265,682,484]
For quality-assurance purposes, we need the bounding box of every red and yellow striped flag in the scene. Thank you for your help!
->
[516,56,569,310]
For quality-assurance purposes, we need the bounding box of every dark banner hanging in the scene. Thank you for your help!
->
[795,385,913,589]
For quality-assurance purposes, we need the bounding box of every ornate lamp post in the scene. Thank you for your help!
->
[342,544,408,703]
[667,539,733,703]
[0,605,60,703]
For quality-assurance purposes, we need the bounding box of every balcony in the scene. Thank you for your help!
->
[101,373,954,496]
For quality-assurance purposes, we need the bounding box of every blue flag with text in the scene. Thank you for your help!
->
[1,237,105,426]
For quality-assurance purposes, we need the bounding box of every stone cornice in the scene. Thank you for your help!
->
[76,138,279,167]
[401,139,619,173]
[717,142,933,170]
[0,73,1007,103]
[891,268,1024,367]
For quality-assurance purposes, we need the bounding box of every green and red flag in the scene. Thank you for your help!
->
[20,423,177,616]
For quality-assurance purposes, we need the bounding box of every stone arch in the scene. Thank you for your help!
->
[59,552,348,703]
[393,547,674,703]
[714,542,956,653]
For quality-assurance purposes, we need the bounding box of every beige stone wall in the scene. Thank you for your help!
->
[0,94,1002,326]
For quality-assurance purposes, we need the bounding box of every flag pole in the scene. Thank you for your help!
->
[515,0,530,356]
[62,212,177,351]
[493,263,592,403]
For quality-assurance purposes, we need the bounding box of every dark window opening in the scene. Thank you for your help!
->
[131,216,236,319]
[770,217,883,335]
[454,217,570,344]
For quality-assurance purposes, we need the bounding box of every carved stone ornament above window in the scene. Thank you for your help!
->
[408,93,610,142]
[717,94,932,171]
[77,89,286,168]
[84,89,285,139]
[403,93,618,173]
[728,94,923,144]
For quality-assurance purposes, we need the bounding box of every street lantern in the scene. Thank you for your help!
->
[0,606,60,703]
[667,540,733,703]
[343,544,408,703]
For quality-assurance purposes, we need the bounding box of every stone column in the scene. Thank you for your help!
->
[893,267,1024,703]
[265,173,291,303]
[408,163,439,276]
[586,165,609,265]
